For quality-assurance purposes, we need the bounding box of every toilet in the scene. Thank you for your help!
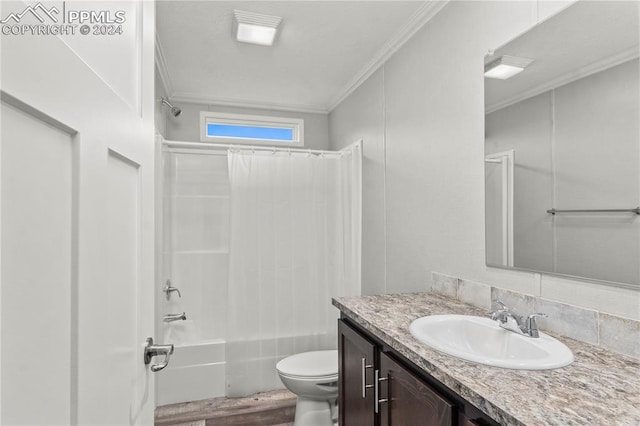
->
[276,350,339,426]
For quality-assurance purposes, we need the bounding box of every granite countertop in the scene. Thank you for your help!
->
[332,292,640,426]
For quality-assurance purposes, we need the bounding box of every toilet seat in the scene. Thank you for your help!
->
[278,371,338,381]
[276,350,338,379]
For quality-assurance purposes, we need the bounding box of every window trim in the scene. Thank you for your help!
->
[200,111,304,147]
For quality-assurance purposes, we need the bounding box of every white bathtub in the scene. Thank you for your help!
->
[156,337,226,406]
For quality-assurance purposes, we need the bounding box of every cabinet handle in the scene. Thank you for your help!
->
[361,358,374,398]
[374,369,389,414]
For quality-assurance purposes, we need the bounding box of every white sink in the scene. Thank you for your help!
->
[409,315,574,370]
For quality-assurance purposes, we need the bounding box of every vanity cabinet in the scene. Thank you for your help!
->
[379,352,454,425]
[338,318,498,426]
[338,317,377,425]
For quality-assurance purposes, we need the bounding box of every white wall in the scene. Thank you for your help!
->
[162,152,229,344]
[329,0,640,320]
[329,68,386,295]
[163,101,330,150]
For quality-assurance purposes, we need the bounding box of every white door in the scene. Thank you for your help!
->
[1,1,156,425]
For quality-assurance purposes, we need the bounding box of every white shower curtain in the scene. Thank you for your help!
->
[225,143,361,397]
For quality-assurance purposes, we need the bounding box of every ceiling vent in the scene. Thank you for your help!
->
[233,10,282,46]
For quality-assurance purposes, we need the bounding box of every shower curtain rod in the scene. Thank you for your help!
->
[162,140,347,156]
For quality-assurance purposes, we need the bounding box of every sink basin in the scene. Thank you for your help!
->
[409,315,574,370]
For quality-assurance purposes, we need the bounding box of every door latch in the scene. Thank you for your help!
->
[144,337,174,372]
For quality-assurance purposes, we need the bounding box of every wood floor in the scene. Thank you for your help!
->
[155,389,296,426]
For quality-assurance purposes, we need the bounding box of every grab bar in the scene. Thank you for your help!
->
[547,207,640,215]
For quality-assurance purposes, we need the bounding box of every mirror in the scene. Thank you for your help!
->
[484,1,639,287]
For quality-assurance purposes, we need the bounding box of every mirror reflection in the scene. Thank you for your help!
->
[484,1,639,286]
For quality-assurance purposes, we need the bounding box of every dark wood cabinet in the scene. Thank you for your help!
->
[338,318,499,426]
[458,415,483,426]
[379,352,454,426]
[338,318,377,425]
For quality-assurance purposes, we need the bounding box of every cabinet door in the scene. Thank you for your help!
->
[338,319,377,425]
[458,412,483,426]
[460,417,482,426]
[379,352,454,426]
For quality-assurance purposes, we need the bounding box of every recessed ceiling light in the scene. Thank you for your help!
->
[233,10,282,46]
[485,55,534,79]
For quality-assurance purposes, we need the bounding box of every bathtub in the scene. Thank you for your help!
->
[156,320,335,405]
[157,326,226,406]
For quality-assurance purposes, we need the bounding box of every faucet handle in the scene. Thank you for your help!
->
[163,279,182,300]
[525,313,547,338]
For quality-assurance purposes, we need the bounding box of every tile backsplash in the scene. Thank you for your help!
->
[430,272,640,359]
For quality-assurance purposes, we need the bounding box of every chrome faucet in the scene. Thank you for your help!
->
[163,312,186,322]
[489,300,547,338]
[163,279,182,300]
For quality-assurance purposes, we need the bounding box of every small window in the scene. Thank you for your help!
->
[200,112,304,147]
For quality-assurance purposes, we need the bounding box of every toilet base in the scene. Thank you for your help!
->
[293,397,337,426]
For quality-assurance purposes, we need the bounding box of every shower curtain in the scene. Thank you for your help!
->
[225,143,361,397]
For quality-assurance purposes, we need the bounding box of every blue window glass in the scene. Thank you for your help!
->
[207,123,294,141]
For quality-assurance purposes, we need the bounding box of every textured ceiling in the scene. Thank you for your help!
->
[485,1,639,112]
[156,1,432,112]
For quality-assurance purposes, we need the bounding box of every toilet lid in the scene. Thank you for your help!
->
[276,350,338,378]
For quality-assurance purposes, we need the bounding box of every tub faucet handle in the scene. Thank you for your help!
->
[163,280,182,300]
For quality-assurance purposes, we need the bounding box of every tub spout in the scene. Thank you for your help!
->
[164,312,186,322]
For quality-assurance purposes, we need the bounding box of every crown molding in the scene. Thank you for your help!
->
[170,92,329,115]
[327,0,450,112]
[486,46,639,114]
[155,32,174,98]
